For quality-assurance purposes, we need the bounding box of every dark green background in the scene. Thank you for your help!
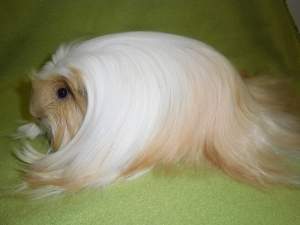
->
[0,0,300,225]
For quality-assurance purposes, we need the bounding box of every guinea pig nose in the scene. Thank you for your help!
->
[29,107,35,117]
[29,103,42,118]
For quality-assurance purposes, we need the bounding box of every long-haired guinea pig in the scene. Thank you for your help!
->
[16,31,300,197]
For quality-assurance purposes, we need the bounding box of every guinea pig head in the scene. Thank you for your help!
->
[30,72,87,150]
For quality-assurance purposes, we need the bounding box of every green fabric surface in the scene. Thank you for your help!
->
[1,0,300,225]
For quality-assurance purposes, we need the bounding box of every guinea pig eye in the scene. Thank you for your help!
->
[56,87,69,99]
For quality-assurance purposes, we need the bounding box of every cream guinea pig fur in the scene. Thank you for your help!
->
[16,31,300,196]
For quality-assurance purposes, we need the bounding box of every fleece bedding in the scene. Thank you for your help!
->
[0,0,300,225]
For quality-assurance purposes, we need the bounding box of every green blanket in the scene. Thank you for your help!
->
[1,0,300,225]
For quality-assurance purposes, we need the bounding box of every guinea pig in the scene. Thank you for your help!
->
[16,31,300,197]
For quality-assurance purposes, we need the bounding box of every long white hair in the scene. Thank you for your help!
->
[17,32,300,196]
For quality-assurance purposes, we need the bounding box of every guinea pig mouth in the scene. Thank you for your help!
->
[39,118,77,151]
[36,119,53,145]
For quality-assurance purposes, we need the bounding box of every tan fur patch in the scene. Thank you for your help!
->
[30,69,87,150]
[122,77,204,177]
